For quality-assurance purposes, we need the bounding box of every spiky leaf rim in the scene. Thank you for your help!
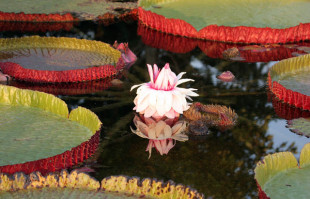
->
[0,36,123,83]
[0,170,204,199]
[183,102,238,130]
[268,54,310,111]
[254,143,310,198]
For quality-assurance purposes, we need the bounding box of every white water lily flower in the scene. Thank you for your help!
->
[131,63,198,119]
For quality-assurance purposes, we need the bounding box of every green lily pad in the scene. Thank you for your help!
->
[0,48,114,71]
[0,0,137,20]
[140,0,310,30]
[0,188,142,199]
[287,117,310,137]
[276,69,310,96]
[0,85,101,172]
[0,104,93,166]
[255,143,310,199]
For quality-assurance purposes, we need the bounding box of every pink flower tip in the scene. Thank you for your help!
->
[217,71,235,82]
[164,63,170,69]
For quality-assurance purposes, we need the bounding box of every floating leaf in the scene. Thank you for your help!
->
[255,143,310,199]
[0,36,125,83]
[138,0,310,43]
[0,170,204,199]
[287,117,310,137]
[0,85,101,174]
[268,54,310,111]
[0,0,138,22]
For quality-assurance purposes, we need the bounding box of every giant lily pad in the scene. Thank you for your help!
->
[0,170,204,198]
[0,36,126,83]
[0,0,137,22]
[138,0,310,43]
[255,143,310,199]
[0,85,101,174]
[268,54,310,111]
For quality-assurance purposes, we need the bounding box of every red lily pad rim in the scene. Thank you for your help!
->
[138,23,310,62]
[138,7,310,44]
[0,131,100,175]
[0,11,77,22]
[268,54,310,111]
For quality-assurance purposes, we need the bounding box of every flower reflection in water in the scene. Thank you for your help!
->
[131,114,188,158]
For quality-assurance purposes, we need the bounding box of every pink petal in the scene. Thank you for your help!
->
[154,64,159,80]
[144,116,156,125]
[165,108,176,119]
[144,106,156,118]
[154,140,163,155]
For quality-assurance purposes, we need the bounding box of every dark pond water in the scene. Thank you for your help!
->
[1,21,310,199]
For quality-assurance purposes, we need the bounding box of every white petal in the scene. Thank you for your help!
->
[172,121,186,135]
[130,83,145,91]
[137,88,151,105]
[176,78,194,86]
[148,127,156,139]
[163,91,172,113]
[155,121,166,138]
[136,94,151,113]
[147,64,154,84]
[176,72,186,80]
[149,90,157,108]
[172,93,184,113]
[164,125,172,138]
[173,133,188,141]
[136,121,149,136]
[155,91,166,116]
